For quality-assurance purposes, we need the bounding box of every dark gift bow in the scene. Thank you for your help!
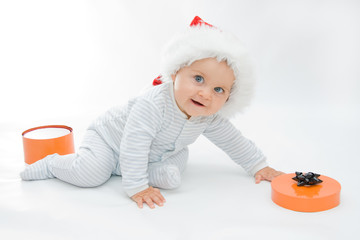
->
[292,172,323,186]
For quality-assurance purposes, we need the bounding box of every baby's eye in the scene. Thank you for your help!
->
[214,87,224,93]
[195,75,204,83]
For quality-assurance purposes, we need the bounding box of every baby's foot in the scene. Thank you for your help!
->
[20,155,55,181]
[148,164,181,189]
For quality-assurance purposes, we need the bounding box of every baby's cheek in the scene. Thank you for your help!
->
[217,96,228,106]
[216,100,228,111]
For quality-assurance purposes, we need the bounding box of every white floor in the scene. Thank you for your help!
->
[1,104,359,240]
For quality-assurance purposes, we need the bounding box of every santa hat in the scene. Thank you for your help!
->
[155,16,255,118]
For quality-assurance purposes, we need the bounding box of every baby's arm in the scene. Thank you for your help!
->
[131,186,166,209]
[203,116,267,174]
[254,166,284,184]
[118,99,164,206]
[203,116,284,181]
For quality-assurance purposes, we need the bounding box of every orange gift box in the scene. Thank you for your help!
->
[271,173,341,212]
[22,125,75,164]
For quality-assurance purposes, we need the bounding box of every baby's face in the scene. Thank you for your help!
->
[172,58,235,118]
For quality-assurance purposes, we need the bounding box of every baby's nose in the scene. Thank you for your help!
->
[198,88,212,100]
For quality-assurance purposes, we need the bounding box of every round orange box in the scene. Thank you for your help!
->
[22,125,75,164]
[271,173,341,212]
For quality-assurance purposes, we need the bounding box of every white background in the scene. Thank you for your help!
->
[1,0,359,239]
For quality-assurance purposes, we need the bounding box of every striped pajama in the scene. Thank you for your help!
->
[20,130,189,196]
[21,81,267,197]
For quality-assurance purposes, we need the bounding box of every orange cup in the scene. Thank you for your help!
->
[22,125,75,164]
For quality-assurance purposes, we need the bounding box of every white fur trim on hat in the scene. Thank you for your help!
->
[160,24,255,119]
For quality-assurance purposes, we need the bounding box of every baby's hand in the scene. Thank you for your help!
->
[131,186,166,209]
[254,166,284,184]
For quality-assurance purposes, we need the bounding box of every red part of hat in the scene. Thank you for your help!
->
[153,75,163,86]
[190,16,213,27]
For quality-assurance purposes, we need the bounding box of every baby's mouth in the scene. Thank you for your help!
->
[191,99,205,107]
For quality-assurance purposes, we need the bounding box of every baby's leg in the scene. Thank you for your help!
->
[20,130,117,188]
[148,147,188,189]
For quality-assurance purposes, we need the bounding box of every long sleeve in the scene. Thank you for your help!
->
[203,116,268,176]
[119,99,163,196]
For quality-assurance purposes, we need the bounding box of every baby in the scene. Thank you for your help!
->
[20,16,283,209]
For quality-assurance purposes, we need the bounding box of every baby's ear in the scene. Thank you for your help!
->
[171,74,176,82]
